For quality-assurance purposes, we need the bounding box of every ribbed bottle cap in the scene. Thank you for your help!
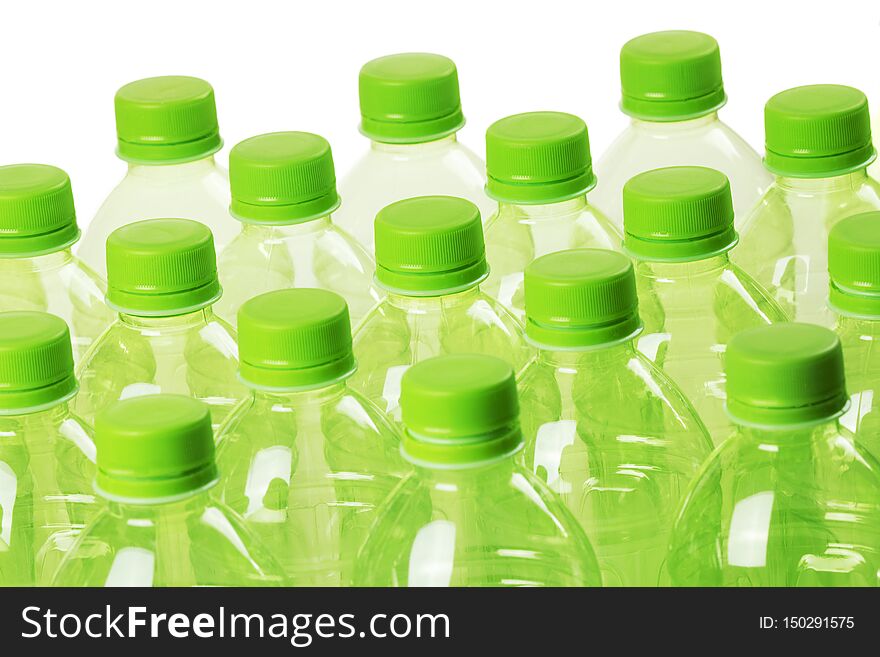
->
[620,31,726,121]
[106,218,220,316]
[485,111,596,204]
[400,354,522,467]
[229,132,340,224]
[764,84,875,178]
[828,211,880,316]
[524,249,641,348]
[95,394,217,501]
[114,76,222,164]
[0,311,76,412]
[726,323,847,426]
[359,53,465,144]
[238,288,355,389]
[374,196,488,295]
[0,164,80,256]
[623,166,737,261]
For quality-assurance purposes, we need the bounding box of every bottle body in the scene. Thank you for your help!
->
[354,458,602,586]
[592,114,770,228]
[216,384,405,586]
[736,172,880,324]
[0,404,96,586]
[79,158,237,277]
[215,218,381,330]
[634,256,787,443]
[52,489,285,586]
[350,287,533,424]
[668,420,880,586]
[74,308,246,431]
[0,250,113,363]
[833,314,880,460]
[483,198,621,321]
[518,345,712,586]
[335,136,494,252]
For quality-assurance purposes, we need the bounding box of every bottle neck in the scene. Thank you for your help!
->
[732,417,841,451]
[634,252,730,278]
[0,400,70,423]
[369,133,458,155]
[118,306,218,330]
[0,247,75,271]
[497,195,589,219]
[125,155,218,180]
[776,168,868,193]
[105,487,214,516]
[833,312,880,334]
[251,380,348,407]
[630,112,719,132]
[535,337,637,366]
[239,214,333,236]
[414,453,518,485]
[386,283,482,311]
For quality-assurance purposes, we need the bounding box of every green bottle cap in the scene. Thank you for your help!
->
[359,53,465,144]
[828,211,880,316]
[400,354,522,467]
[620,31,726,122]
[524,249,641,348]
[726,323,847,426]
[106,218,221,316]
[374,196,488,295]
[238,288,356,389]
[623,166,737,261]
[95,394,218,501]
[0,311,76,412]
[229,131,340,225]
[0,164,80,256]
[485,111,596,204]
[764,84,875,178]
[114,76,223,164]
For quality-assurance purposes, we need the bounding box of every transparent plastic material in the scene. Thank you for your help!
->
[51,488,286,586]
[0,250,113,363]
[335,136,494,251]
[216,382,405,586]
[668,419,880,586]
[0,403,95,586]
[592,114,771,228]
[353,457,602,586]
[74,308,246,431]
[834,314,880,461]
[635,254,787,443]
[79,158,237,277]
[215,216,381,329]
[350,287,532,425]
[736,171,880,325]
[518,342,712,586]
[483,197,621,321]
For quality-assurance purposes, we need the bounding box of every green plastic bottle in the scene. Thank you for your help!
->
[737,84,880,325]
[354,353,602,587]
[668,323,880,587]
[482,111,621,322]
[518,249,713,586]
[827,211,880,460]
[74,218,246,431]
[215,288,405,586]
[0,311,95,586]
[0,164,113,363]
[79,76,236,276]
[351,196,532,425]
[214,132,380,329]
[52,394,285,586]
[624,166,787,443]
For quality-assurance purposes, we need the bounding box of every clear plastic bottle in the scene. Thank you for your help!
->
[0,164,113,362]
[216,288,405,586]
[335,53,493,252]
[0,311,95,586]
[52,394,285,586]
[827,212,880,460]
[214,132,380,329]
[79,76,236,276]
[482,112,620,322]
[351,196,532,425]
[354,353,602,587]
[668,323,880,587]
[517,249,712,586]
[592,31,770,228]
[74,219,246,431]
[737,84,880,325]
[624,166,787,444]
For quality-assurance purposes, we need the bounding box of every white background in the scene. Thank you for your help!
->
[2,0,878,225]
